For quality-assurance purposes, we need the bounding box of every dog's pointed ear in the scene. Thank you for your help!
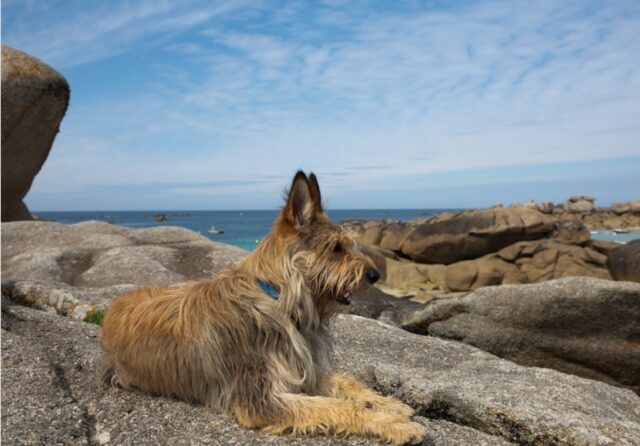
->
[307,172,323,214]
[283,171,316,228]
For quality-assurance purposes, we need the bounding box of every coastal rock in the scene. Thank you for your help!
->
[564,196,596,214]
[607,239,640,282]
[440,239,610,292]
[343,220,413,252]
[1,221,247,317]
[550,220,590,245]
[400,277,640,395]
[4,300,639,445]
[400,207,555,264]
[536,200,554,214]
[612,200,640,215]
[1,46,70,221]
[613,202,632,215]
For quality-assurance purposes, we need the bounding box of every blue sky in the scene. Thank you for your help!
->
[3,0,640,211]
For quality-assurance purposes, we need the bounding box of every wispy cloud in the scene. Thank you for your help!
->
[2,0,639,209]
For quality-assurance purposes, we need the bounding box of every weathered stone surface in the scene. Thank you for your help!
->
[612,200,640,215]
[564,196,595,214]
[551,220,590,245]
[336,316,640,445]
[400,208,554,264]
[400,277,640,395]
[613,202,632,215]
[1,46,70,221]
[348,286,424,326]
[607,239,640,282]
[5,300,640,445]
[1,221,247,317]
[343,220,414,252]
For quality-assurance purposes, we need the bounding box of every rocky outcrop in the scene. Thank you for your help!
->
[563,195,595,214]
[399,277,640,395]
[345,207,556,265]
[1,46,70,221]
[612,199,640,215]
[344,200,634,296]
[607,239,640,282]
[371,238,612,295]
[401,207,555,264]
[443,238,611,292]
[1,221,247,318]
[3,300,639,445]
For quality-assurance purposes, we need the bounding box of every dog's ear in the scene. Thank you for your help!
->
[307,172,323,214]
[283,171,316,228]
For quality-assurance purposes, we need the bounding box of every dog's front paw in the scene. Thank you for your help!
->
[380,396,415,418]
[364,395,415,419]
[381,421,426,446]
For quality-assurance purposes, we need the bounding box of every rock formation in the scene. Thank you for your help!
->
[397,277,640,395]
[1,46,70,221]
[1,220,247,318]
[3,300,639,445]
[607,239,640,282]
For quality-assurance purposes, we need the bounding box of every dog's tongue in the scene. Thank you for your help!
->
[337,289,352,305]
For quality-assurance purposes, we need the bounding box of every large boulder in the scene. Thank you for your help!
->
[3,300,639,445]
[1,46,70,221]
[368,236,610,296]
[563,196,595,214]
[342,220,414,252]
[400,207,554,264]
[1,221,247,318]
[607,239,640,282]
[612,200,640,215]
[400,277,640,395]
[440,239,610,292]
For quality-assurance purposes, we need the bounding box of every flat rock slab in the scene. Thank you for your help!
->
[399,277,640,395]
[3,300,639,445]
[1,301,509,446]
[1,221,247,318]
[334,315,640,446]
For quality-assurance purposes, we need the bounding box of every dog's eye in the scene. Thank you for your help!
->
[333,243,342,253]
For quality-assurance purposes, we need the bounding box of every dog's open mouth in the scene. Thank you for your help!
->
[335,288,352,305]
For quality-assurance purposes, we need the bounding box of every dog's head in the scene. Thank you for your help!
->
[272,171,379,306]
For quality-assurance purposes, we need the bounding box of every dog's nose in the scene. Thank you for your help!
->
[365,268,380,284]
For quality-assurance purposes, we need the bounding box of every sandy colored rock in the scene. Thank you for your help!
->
[401,277,640,395]
[1,46,70,221]
[444,261,478,292]
[400,207,554,264]
[564,196,595,214]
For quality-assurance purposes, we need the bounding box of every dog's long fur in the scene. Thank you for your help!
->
[99,171,425,445]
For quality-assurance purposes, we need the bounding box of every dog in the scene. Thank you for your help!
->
[99,171,426,445]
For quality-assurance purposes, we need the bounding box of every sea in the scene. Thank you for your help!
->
[35,210,640,252]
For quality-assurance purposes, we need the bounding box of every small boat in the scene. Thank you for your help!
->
[207,226,224,234]
[613,228,630,234]
[590,230,600,235]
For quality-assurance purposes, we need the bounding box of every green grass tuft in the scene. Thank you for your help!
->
[84,308,105,326]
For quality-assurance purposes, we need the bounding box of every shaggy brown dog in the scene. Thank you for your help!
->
[100,171,425,444]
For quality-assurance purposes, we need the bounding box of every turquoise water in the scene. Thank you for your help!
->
[588,230,640,244]
[34,210,639,251]
[35,209,449,251]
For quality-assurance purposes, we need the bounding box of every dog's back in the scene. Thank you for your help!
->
[100,274,322,412]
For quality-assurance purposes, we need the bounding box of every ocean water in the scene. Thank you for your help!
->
[35,209,449,252]
[34,209,639,251]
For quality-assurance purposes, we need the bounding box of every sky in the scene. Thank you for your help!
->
[3,0,640,211]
